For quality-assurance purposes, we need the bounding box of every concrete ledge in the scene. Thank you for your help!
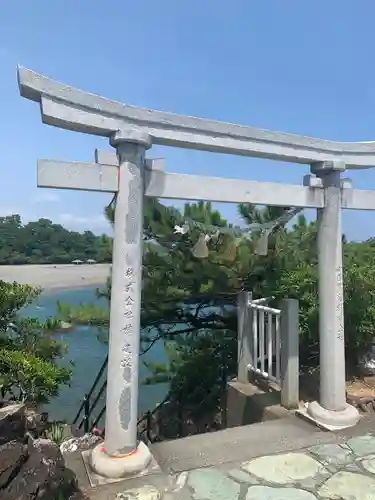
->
[150,414,375,473]
[226,381,292,428]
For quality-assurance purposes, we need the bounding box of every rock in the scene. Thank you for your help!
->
[318,471,375,499]
[0,403,25,445]
[242,452,326,485]
[227,468,259,484]
[347,435,375,457]
[61,438,79,453]
[1,438,77,500]
[115,485,161,500]
[59,321,73,332]
[358,341,375,375]
[308,443,354,466]
[359,403,370,412]
[68,493,90,500]
[359,454,375,475]
[25,407,48,438]
[188,468,241,500]
[346,393,362,407]
[246,486,317,499]
[0,441,28,488]
[60,433,102,454]
[0,407,83,500]
[170,471,188,492]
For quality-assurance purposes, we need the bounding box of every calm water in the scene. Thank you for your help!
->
[23,287,168,424]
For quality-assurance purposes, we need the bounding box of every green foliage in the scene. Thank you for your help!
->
[140,201,288,411]
[0,280,71,404]
[0,349,70,404]
[45,421,65,445]
[53,493,66,500]
[3,317,67,361]
[140,200,375,409]
[58,197,375,424]
[0,280,40,331]
[55,300,109,344]
[0,214,112,264]
[56,300,109,326]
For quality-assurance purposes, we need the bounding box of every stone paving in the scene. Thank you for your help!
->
[114,433,375,500]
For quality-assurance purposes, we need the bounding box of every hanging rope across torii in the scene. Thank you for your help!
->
[173,206,303,258]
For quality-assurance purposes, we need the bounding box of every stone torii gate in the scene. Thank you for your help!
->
[17,66,375,478]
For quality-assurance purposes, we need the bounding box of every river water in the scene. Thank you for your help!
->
[23,286,168,424]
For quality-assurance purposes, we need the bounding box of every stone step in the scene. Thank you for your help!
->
[149,414,375,474]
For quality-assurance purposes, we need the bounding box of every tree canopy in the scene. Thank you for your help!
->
[0,215,112,264]
[58,197,375,432]
[0,280,71,404]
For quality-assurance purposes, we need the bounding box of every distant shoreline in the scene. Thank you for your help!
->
[0,264,111,290]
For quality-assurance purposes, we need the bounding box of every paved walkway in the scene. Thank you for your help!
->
[114,433,375,500]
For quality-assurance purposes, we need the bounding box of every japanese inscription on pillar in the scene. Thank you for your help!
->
[121,265,135,370]
[336,266,344,341]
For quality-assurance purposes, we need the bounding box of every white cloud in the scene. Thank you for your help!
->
[0,207,111,234]
[33,191,60,203]
[0,207,19,216]
[58,213,111,233]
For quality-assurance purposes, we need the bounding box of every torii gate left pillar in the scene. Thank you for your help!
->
[93,130,153,475]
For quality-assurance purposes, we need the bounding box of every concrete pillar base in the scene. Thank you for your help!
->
[302,401,360,431]
[89,441,152,479]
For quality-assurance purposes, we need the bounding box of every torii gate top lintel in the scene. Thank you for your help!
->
[17,66,375,169]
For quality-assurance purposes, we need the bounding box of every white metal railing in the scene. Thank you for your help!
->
[247,299,281,385]
[237,292,299,409]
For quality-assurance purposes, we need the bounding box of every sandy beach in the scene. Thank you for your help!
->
[0,264,111,290]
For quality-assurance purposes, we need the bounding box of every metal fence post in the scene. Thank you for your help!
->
[221,348,228,428]
[237,291,253,383]
[280,298,299,409]
[83,394,90,433]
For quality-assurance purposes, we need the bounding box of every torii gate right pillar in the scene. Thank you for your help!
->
[306,160,359,429]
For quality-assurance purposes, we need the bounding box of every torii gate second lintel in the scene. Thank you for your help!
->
[18,66,375,479]
[38,152,375,211]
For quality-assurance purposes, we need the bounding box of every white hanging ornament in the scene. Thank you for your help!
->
[211,229,221,242]
[192,234,210,259]
[222,237,239,261]
[254,229,271,256]
[173,223,189,235]
[225,237,244,261]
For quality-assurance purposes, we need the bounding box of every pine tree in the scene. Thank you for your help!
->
[58,196,375,433]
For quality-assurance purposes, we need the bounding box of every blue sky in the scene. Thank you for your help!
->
[1,0,375,239]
